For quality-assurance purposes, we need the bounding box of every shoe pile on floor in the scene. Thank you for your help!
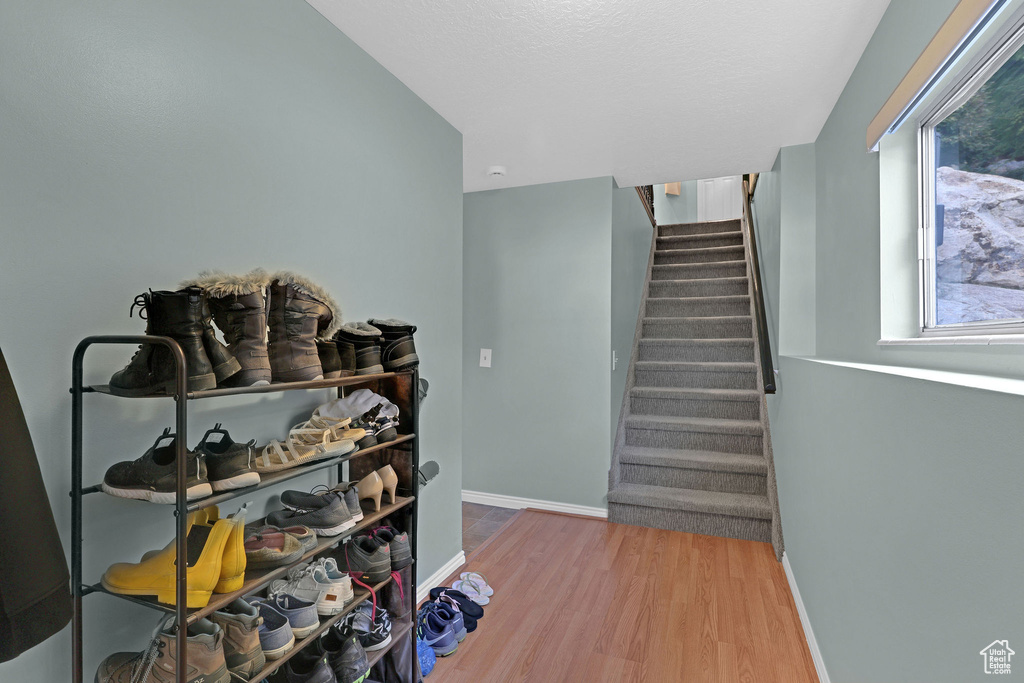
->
[99,390,402,503]
[107,270,418,396]
[416,573,494,677]
[95,493,414,682]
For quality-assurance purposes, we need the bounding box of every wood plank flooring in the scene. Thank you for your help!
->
[431,509,818,683]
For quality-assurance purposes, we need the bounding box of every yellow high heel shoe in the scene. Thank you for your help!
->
[376,465,398,505]
[102,515,236,608]
[139,504,249,593]
[356,471,383,512]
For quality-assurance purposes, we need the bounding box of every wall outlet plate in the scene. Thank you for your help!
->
[480,348,492,367]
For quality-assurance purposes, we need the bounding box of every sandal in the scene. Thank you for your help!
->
[255,432,353,473]
[451,578,490,605]
[459,572,494,597]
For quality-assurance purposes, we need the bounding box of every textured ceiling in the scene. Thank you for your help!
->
[307,0,891,192]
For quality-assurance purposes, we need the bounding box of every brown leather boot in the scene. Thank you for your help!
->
[183,271,273,387]
[267,272,340,383]
[211,599,266,680]
[95,617,231,683]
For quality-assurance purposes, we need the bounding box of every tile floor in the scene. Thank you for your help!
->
[461,502,517,554]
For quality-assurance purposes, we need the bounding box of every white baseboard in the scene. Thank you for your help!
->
[462,489,608,518]
[782,552,830,683]
[416,551,466,603]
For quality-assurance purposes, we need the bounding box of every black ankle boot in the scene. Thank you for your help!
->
[333,323,383,375]
[368,318,419,370]
[317,340,342,379]
[191,287,240,386]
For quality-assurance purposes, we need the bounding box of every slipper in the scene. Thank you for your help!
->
[459,572,494,597]
[452,578,490,605]
[427,588,484,619]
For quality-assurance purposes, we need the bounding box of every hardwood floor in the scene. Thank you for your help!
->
[432,509,818,683]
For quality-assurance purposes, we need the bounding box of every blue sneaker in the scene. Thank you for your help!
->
[247,599,295,660]
[255,593,320,639]
[417,636,436,676]
[427,600,466,642]
[417,606,458,657]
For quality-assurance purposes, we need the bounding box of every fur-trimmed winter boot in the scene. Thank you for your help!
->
[268,272,340,383]
[333,322,383,375]
[183,271,273,387]
[109,289,217,396]
[198,294,241,386]
[368,318,419,370]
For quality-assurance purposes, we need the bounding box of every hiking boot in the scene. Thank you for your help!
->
[109,289,217,396]
[96,617,230,683]
[283,640,337,683]
[268,272,340,383]
[349,601,392,652]
[332,323,383,375]
[321,622,369,683]
[194,423,260,492]
[211,599,266,680]
[268,493,354,536]
[183,270,273,387]
[340,536,391,585]
[368,526,412,570]
[367,318,419,371]
[317,340,343,379]
[102,428,212,503]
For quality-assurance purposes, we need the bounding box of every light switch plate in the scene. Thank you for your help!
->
[479,348,492,367]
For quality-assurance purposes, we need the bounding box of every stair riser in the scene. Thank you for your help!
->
[625,427,762,455]
[646,298,750,318]
[659,221,741,237]
[642,319,752,339]
[651,262,746,281]
[638,343,755,363]
[619,463,767,495]
[607,504,771,543]
[649,279,749,297]
[634,369,758,390]
[631,396,760,420]
[654,248,744,265]
[657,233,743,250]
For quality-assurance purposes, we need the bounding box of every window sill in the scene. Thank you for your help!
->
[878,334,1024,346]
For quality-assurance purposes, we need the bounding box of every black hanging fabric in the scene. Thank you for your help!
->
[0,345,72,662]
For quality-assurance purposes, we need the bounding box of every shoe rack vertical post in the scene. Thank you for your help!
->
[71,335,191,683]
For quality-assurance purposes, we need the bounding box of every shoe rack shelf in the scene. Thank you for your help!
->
[71,335,422,683]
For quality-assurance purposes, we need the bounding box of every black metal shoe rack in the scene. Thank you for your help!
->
[71,335,421,683]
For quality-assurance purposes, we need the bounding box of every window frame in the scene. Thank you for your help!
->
[918,15,1024,336]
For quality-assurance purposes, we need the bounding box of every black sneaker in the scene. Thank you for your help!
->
[194,423,260,492]
[102,429,212,503]
[321,622,370,683]
[368,526,412,570]
[349,601,392,652]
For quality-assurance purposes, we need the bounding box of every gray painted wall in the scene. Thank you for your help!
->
[462,178,614,509]
[0,1,462,680]
[653,181,699,225]
[611,185,655,442]
[760,1,1024,681]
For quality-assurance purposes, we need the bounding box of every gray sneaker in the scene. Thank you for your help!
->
[282,484,363,523]
[368,526,412,570]
[268,494,354,536]
[339,536,390,584]
[246,599,295,660]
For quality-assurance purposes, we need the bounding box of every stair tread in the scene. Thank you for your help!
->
[659,219,740,229]
[634,360,756,370]
[630,386,760,401]
[607,482,772,519]
[647,295,749,303]
[639,338,754,346]
[643,315,751,323]
[625,414,763,435]
[657,231,744,243]
[619,446,767,474]
[656,245,744,255]
[651,276,748,284]
[652,260,746,269]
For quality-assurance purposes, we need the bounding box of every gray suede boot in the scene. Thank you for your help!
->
[333,322,383,375]
[268,272,340,383]
[183,271,273,387]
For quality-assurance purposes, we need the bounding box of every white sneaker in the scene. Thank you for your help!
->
[270,562,353,616]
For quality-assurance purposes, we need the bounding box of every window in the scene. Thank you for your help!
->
[921,22,1024,333]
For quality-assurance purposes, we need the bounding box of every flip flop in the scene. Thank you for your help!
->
[452,578,490,605]
[427,587,484,619]
[459,572,494,597]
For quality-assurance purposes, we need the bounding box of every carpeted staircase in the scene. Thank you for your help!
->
[608,218,783,556]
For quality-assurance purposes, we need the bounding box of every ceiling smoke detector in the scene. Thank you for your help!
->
[486,166,507,177]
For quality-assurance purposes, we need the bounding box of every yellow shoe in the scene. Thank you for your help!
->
[139,507,219,562]
[101,516,235,608]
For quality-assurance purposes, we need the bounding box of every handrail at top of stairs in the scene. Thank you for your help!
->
[742,175,776,394]
[635,185,656,227]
